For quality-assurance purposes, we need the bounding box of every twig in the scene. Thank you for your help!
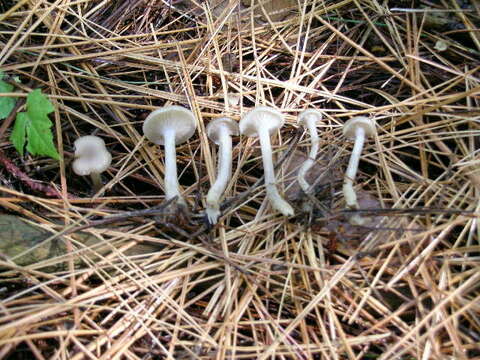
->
[62,196,180,235]
[0,149,68,198]
[341,207,477,217]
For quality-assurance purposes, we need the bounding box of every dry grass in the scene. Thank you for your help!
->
[0,0,479,359]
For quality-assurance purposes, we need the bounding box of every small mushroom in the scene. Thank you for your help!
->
[72,135,112,194]
[143,105,197,206]
[205,117,239,224]
[226,93,240,107]
[297,109,322,194]
[240,106,294,216]
[342,116,376,225]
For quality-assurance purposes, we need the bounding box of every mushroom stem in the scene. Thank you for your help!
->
[163,127,184,205]
[343,125,365,210]
[206,126,232,223]
[90,172,103,194]
[298,116,320,194]
[257,125,294,216]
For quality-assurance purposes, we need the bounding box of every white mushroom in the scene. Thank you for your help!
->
[205,117,239,224]
[240,106,294,216]
[72,135,112,194]
[297,109,322,194]
[226,93,240,107]
[342,116,376,225]
[143,105,197,206]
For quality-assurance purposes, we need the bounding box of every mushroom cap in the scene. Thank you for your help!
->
[239,106,284,137]
[227,94,240,107]
[72,135,112,176]
[298,109,322,127]
[207,117,239,145]
[343,116,376,140]
[143,105,197,145]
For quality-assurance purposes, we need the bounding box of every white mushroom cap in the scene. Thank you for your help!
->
[227,94,240,107]
[72,135,112,176]
[143,105,196,145]
[343,116,376,140]
[207,117,239,144]
[298,109,322,126]
[239,106,284,137]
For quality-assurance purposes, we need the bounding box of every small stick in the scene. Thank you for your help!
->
[0,149,70,198]
[63,196,180,235]
[341,207,477,217]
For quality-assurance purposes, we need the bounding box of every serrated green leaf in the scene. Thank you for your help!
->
[26,89,54,119]
[9,89,59,160]
[10,112,28,156]
[0,72,15,119]
[26,117,59,160]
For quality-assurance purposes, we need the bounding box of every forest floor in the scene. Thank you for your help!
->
[0,0,479,359]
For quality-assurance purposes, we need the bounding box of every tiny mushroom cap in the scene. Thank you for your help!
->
[298,108,322,126]
[72,135,112,176]
[143,105,196,145]
[207,117,239,144]
[226,94,240,107]
[239,106,284,137]
[343,116,376,140]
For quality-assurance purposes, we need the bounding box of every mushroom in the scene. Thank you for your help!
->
[297,109,322,194]
[205,117,239,224]
[226,93,240,107]
[342,116,376,225]
[240,106,294,216]
[143,105,197,206]
[72,135,112,194]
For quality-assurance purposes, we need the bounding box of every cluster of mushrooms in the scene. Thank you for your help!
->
[72,106,376,226]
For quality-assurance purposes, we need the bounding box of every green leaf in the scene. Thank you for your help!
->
[26,117,59,160]
[0,72,15,119]
[10,112,28,156]
[26,89,55,118]
[9,89,59,160]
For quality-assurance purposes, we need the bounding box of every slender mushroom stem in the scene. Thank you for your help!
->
[90,172,103,194]
[257,125,294,216]
[343,125,366,225]
[206,126,232,223]
[298,115,320,194]
[343,125,365,208]
[163,127,185,205]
